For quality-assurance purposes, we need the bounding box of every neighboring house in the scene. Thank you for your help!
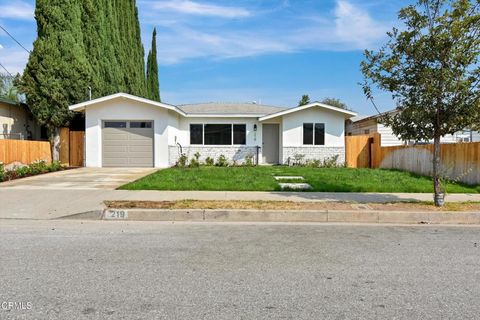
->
[0,97,44,140]
[69,93,357,168]
[346,111,480,146]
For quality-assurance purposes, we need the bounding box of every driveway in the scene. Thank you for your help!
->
[0,167,156,190]
[0,168,156,220]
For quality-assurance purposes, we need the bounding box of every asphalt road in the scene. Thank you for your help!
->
[1,220,480,320]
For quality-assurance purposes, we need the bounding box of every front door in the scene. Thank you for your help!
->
[262,124,279,164]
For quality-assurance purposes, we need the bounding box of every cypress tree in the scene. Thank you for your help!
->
[146,28,160,102]
[19,0,91,160]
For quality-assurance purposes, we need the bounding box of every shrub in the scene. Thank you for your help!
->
[244,154,254,166]
[216,154,228,167]
[292,153,305,166]
[205,157,214,166]
[176,154,188,168]
[322,155,340,168]
[188,152,201,168]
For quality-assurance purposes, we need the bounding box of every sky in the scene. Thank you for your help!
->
[0,0,412,116]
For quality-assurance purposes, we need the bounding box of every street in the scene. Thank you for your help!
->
[1,220,480,319]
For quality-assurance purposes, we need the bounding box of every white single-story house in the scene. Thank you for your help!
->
[69,93,357,168]
[346,110,480,146]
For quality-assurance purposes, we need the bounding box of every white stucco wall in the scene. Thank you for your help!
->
[282,107,346,147]
[84,98,173,167]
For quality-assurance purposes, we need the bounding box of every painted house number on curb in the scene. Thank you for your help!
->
[105,209,128,219]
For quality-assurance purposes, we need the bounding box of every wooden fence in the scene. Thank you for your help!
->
[345,133,381,168]
[379,142,480,185]
[0,139,51,165]
[59,128,85,167]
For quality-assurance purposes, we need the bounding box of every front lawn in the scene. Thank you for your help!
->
[120,166,480,193]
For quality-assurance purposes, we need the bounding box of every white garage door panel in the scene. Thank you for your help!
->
[102,121,154,167]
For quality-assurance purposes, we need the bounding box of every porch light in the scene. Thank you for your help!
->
[253,124,257,132]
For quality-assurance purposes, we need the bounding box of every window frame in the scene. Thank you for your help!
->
[189,123,248,146]
[303,122,326,146]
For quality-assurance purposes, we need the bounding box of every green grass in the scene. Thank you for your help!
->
[120,166,480,193]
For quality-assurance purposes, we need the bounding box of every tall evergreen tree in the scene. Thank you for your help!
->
[146,28,160,101]
[19,0,91,160]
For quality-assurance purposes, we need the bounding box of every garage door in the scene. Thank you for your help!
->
[102,121,154,167]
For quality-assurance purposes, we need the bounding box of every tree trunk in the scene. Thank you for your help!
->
[51,127,61,162]
[432,134,443,207]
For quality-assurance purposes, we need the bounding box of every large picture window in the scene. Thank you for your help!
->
[204,124,232,145]
[190,124,203,145]
[303,123,325,145]
[190,124,247,145]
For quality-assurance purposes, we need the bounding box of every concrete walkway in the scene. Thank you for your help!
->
[1,188,480,220]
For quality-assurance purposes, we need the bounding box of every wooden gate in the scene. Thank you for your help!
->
[60,128,85,167]
[345,133,381,168]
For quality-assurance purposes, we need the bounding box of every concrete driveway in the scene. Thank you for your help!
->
[0,167,156,190]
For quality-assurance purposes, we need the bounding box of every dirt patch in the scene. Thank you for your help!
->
[105,200,480,212]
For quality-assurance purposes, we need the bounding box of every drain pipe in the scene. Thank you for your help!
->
[256,146,260,166]
[177,142,183,155]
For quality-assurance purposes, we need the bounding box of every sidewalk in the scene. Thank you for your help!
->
[1,189,480,220]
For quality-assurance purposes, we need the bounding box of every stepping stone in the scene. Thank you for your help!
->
[279,183,312,190]
[274,176,305,181]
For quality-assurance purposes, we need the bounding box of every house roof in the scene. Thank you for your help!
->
[0,96,22,106]
[178,102,286,116]
[258,101,357,121]
[349,109,396,123]
[69,93,358,119]
[69,92,186,116]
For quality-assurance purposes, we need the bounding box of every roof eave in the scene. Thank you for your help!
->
[68,92,186,116]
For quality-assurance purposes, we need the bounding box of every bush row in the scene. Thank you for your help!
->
[0,160,65,182]
[176,153,255,168]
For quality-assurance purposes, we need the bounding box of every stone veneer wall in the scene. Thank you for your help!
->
[169,146,260,166]
[282,146,345,165]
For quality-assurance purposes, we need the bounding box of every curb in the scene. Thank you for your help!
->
[100,208,480,225]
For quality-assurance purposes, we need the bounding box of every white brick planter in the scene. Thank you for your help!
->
[169,146,260,166]
[282,146,345,165]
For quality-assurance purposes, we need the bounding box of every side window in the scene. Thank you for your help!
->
[233,124,246,145]
[190,124,203,145]
[303,123,313,145]
[315,123,325,145]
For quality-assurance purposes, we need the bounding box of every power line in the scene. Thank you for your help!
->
[0,61,13,77]
[0,25,31,54]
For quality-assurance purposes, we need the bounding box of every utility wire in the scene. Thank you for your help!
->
[0,61,13,77]
[0,25,31,54]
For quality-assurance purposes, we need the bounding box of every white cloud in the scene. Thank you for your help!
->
[0,2,34,20]
[152,0,388,64]
[334,0,386,48]
[151,0,251,18]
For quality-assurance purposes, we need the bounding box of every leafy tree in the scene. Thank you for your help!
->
[361,0,480,206]
[298,94,310,106]
[321,97,349,110]
[146,28,161,101]
[0,74,21,102]
[19,0,91,161]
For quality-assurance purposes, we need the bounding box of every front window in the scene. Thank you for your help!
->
[233,124,246,145]
[190,124,247,145]
[204,124,232,145]
[303,123,325,145]
[190,124,203,145]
